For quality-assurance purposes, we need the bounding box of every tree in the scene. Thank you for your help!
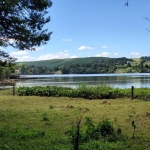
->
[0,50,16,79]
[127,62,131,67]
[0,0,52,50]
[0,50,17,63]
[0,67,5,79]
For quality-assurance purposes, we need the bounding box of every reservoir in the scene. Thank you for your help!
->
[14,73,150,89]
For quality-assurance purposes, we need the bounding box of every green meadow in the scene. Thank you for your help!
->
[0,87,150,149]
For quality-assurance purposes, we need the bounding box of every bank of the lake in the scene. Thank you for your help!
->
[0,79,18,86]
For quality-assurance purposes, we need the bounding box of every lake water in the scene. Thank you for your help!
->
[14,73,150,89]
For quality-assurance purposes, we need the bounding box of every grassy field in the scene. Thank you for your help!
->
[0,89,150,149]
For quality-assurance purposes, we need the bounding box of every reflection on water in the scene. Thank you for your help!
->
[14,73,150,89]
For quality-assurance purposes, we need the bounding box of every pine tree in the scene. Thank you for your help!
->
[0,0,52,50]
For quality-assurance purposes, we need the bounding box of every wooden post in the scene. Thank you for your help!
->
[13,84,15,96]
[131,86,134,100]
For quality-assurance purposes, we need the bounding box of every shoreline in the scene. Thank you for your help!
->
[0,79,18,84]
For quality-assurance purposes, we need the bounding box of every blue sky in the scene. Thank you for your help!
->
[3,1,150,62]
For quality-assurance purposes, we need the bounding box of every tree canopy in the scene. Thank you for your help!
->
[0,50,17,79]
[0,50,17,63]
[0,0,52,50]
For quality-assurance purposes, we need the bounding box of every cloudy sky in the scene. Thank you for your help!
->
[3,0,150,62]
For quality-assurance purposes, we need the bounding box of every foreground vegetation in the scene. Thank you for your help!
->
[17,85,150,101]
[0,87,150,149]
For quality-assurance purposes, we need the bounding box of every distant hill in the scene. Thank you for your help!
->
[15,57,150,74]
[16,57,111,69]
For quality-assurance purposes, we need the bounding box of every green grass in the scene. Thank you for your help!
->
[0,88,150,149]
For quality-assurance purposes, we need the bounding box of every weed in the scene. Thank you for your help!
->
[128,114,133,121]
[36,109,40,113]
[67,118,82,150]
[114,117,117,122]
[131,121,136,139]
[42,112,49,121]
[66,117,125,149]
[13,128,45,140]
[66,105,74,108]
[45,122,51,126]
[146,112,150,117]
[0,114,5,121]
[117,128,122,134]
[49,105,54,109]
[99,119,114,138]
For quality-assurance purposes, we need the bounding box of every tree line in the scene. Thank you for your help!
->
[1,55,150,79]
[17,57,129,74]
[16,64,53,75]
[16,56,150,75]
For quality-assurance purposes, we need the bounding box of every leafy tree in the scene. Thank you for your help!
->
[127,62,131,67]
[0,50,17,63]
[0,67,4,79]
[0,50,16,79]
[0,0,52,50]
[145,64,149,68]
[140,61,144,70]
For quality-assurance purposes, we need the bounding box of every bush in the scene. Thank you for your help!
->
[17,85,150,100]
[66,117,126,150]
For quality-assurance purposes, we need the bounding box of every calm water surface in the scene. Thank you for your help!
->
[14,73,150,89]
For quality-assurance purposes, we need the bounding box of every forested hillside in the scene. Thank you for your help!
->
[16,57,150,74]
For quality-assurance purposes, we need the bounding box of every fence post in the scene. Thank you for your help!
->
[131,86,134,100]
[13,84,15,96]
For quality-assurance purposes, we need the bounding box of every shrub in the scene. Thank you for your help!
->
[66,117,125,150]
[17,85,150,100]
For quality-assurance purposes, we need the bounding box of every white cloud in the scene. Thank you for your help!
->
[16,56,37,62]
[0,37,16,43]
[37,52,69,60]
[102,46,109,49]
[102,46,119,49]
[130,52,140,57]
[9,39,16,44]
[64,50,69,53]
[10,51,27,56]
[114,53,118,56]
[14,50,70,62]
[62,39,72,42]
[0,47,4,50]
[34,47,44,51]
[95,52,110,57]
[78,46,94,50]
[70,55,78,58]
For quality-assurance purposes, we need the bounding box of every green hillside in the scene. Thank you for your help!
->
[15,57,150,74]
[17,57,111,69]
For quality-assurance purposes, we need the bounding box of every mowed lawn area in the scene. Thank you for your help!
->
[0,90,150,149]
